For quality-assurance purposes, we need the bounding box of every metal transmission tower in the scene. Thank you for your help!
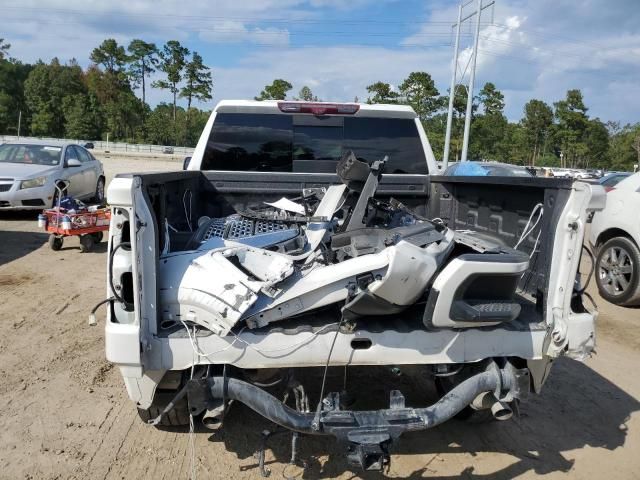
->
[442,0,495,168]
[442,4,462,170]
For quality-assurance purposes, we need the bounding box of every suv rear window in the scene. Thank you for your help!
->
[201,113,427,174]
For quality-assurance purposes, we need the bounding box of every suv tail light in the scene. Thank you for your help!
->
[278,102,360,115]
[605,186,615,192]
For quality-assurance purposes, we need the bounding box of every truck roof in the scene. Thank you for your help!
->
[214,100,418,119]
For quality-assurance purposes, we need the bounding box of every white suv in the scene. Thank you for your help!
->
[590,172,640,306]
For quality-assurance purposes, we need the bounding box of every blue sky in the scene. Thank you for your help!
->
[3,0,639,124]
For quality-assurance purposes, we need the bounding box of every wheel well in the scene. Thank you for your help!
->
[54,180,68,195]
[596,228,637,249]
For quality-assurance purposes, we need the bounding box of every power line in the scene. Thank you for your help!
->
[0,5,497,26]
[0,13,610,61]
[0,4,612,53]
[0,19,461,38]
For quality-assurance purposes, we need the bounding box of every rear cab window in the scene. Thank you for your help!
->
[201,112,428,174]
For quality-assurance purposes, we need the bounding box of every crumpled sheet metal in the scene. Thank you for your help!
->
[159,248,294,335]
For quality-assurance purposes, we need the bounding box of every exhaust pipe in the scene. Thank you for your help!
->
[202,409,223,430]
[202,402,227,430]
[471,392,513,421]
[491,400,513,421]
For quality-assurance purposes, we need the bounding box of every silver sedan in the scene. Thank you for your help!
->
[0,140,105,210]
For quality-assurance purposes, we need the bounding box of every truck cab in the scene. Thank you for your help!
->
[186,100,437,174]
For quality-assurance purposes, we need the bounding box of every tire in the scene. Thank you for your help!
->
[93,177,105,205]
[91,231,103,243]
[48,234,63,251]
[79,234,94,253]
[595,236,640,306]
[137,391,191,427]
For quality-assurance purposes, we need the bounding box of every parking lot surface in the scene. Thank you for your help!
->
[0,154,639,479]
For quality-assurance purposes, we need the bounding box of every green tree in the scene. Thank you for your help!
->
[521,99,553,165]
[365,81,399,104]
[105,89,144,140]
[398,72,442,120]
[88,39,141,139]
[62,93,102,139]
[90,39,128,74]
[478,82,504,115]
[583,118,610,168]
[24,59,85,137]
[0,58,33,134]
[180,52,212,110]
[143,104,209,147]
[496,122,529,165]
[422,113,447,160]
[255,79,292,100]
[153,40,190,122]
[85,64,143,141]
[296,85,319,101]
[452,84,472,116]
[466,83,506,160]
[0,38,10,61]
[470,112,508,161]
[184,107,210,146]
[144,103,186,145]
[127,39,159,106]
[607,124,639,171]
[554,89,590,168]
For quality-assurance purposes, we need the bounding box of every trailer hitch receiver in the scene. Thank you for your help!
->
[346,432,391,471]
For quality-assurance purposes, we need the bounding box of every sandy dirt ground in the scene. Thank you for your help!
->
[0,154,639,479]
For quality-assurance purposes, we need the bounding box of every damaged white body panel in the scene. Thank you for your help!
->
[159,247,295,335]
[243,247,391,329]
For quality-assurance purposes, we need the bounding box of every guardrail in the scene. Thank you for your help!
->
[0,135,195,156]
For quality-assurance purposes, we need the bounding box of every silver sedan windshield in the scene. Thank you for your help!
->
[0,144,62,166]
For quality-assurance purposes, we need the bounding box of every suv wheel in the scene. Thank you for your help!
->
[596,236,640,306]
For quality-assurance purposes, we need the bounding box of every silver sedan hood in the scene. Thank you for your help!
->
[0,163,59,180]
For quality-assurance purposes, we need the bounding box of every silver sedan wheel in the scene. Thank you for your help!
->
[96,178,105,202]
[598,245,634,296]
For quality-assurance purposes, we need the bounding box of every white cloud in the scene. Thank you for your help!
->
[1,0,307,62]
[307,0,382,9]
[209,45,452,105]
[399,0,640,122]
[198,20,289,45]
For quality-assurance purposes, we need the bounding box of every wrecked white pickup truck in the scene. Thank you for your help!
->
[103,100,604,471]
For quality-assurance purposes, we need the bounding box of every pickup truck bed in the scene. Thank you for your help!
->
[134,169,572,320]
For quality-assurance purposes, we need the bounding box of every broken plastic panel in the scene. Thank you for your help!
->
[159,150,528,336]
